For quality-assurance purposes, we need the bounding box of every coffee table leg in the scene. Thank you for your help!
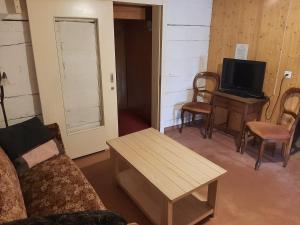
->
[161,198,173,225]
[111,149,120,184]
[207,180,218,217]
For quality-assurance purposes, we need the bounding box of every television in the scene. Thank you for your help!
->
[220,58,266,98]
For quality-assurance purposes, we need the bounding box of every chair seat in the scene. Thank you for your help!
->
[247,121,290,140]
[182,102,212,114]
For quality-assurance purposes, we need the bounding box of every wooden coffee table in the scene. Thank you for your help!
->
[107,128,226,225]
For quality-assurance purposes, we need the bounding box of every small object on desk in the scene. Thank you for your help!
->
[210,91,268,150]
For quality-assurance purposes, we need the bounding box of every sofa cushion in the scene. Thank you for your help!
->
[0,117,54,161]
[19,154,105,217]
[15,139,60,174]
[0,149,27,223]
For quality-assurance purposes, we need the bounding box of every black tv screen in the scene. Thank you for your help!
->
[221,58,266,97]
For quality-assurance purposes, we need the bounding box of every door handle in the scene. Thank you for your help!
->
[110,73,115,90]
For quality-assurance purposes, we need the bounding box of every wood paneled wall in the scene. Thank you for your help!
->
[208,0,300,129]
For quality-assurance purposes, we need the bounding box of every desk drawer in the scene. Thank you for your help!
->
[214,96,245,113]
[213,96,229,108]
[229,100,245,113]
[248,103,263,114]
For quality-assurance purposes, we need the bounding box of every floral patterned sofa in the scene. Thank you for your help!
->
[0,124,137,225]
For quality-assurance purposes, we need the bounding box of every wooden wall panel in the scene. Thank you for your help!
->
[208,0,300,130]
[113,5,146,20]
[208,0,263,73]
[255,0,290,96]
[272,0,300,121]
[207,0,262,129]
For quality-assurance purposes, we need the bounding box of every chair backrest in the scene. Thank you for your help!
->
[277,88,300,133]
[192,72,220,104]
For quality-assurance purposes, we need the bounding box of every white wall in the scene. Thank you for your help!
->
[160,0,213,129]
[0,17,41,127]
[0,0,13,14]
[0,0,213,130]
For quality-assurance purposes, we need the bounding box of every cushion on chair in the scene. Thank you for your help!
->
[19,154,105,217]
[182,102,212,114]
[247,121,290,140]
[0,148,27,223]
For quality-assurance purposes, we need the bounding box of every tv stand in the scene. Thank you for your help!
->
[210,91,268,150]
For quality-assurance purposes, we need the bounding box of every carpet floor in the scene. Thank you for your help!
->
[78,126,300,225]
[118,110,151,136]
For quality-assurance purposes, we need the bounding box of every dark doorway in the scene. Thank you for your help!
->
[114,7,152,136]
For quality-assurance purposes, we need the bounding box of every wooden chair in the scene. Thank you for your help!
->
[180,72,220,138]
[241,88,300,170]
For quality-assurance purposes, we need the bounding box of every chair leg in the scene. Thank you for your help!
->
[202,114,210,139]
[239,125,246,153]
[241,128,249,154]
[180,110,185,133]
[251,137,258,146]
[281,142,290,167]
[206,114,212,139]
[189,114,192,125]
[192,113,195,123]
[208,121,213,139]
[208,111,215,139]
[272,148,276,158]
[255,140,266,170]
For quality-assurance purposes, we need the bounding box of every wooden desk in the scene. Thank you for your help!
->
[211,91,267,150]
[107,128,226,225]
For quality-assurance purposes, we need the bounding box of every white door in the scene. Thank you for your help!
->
[27,0,118,158]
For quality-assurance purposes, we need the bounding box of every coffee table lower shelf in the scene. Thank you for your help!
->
[117,169,214,225]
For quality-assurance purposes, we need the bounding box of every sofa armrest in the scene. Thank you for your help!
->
[2,210,128,225]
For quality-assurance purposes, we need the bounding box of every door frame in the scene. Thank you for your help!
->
[114,0,163,5]
[114,0,164,130]
[151,5,162,130]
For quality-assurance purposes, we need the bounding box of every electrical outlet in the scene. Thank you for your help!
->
[284,71,292,79]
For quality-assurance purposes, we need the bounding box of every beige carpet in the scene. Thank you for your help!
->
[77,126,300,225]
